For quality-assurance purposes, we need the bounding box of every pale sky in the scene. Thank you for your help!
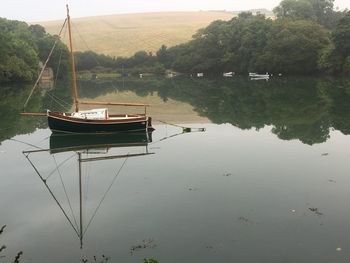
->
[0,0,349,22]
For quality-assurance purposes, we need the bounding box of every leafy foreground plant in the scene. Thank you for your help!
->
[0,225,24,263]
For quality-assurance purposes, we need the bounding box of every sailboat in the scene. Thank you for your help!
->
[21,5,153,134]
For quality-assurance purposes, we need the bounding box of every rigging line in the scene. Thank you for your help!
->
[46,93,71,110]
[72,23,100,66]
[47,96,66,112]
[84,160,91,221]
[51,24,67,109]
[24,153,80,237]
[45,153,76,181]
[50,93,71,108]
[47,91,71,107]
[55,23,68,84]
[50,51,63,110]
[72,22,119,91]
[83,156,129,236]
[53,154,80,231]
[47,94,71,111]
[10,138,44,150]
[23,18,68,111]
[22,135,50,153]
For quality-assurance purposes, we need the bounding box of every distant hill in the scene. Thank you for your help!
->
[39,10,274,57]
[38,11,237,57]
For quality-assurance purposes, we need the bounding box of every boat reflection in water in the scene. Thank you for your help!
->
[49,131,153,154]
[23,131,154,249]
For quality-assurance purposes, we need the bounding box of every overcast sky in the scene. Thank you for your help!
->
[1,0,349,22]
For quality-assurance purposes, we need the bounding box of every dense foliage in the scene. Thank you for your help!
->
[75,50,165,76]
[273,0,343,29]
[0,19,69,83]
[163,0,349,75]
[163,13,331,74]
[73,0,349,75]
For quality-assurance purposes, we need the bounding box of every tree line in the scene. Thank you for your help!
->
[75,0,350,76]
[0,18,69,83]
[0,0,349,83]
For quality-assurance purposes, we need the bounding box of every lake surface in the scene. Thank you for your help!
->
[1,76,350,262]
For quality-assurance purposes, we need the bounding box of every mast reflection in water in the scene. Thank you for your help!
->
[23,131,154,249]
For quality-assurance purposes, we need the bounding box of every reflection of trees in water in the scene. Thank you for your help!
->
[0,79,72,144]
[77,76,350,145]
[0,84,45,143]
[1,77,350,145]
[148,76,349,145]
[157,77,349,145]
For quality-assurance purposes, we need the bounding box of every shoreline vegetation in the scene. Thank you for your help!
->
[0,0,349,84]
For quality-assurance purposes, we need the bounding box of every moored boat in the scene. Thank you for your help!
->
[249,72,269,78]
[21,5,153,133]
[48,110,152,133]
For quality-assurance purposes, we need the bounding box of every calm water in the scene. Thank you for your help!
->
[1,76,350,262]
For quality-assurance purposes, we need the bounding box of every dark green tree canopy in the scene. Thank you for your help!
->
[259,20,329,73]
[273,0,340,28]
[332,11,350,56]
[0,18,69,83]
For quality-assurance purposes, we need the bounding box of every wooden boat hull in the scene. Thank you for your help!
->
[48,112,153,133]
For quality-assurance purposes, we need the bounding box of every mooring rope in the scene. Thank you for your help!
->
[155,119,206,132]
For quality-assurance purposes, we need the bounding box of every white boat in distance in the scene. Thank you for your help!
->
[249,72,269,78]
[223,72,234,77]
[249,72,269,81]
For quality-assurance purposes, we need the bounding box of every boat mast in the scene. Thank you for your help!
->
[66,5,79,112]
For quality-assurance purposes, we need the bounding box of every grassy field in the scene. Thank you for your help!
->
[39,11,236,57]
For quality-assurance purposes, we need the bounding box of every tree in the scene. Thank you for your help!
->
[273,0,340,28]
[258,20,330,74]
[156,45,171,68]
[167,12,273,74]
[332,11,350,57]
[0,19,69,82]
[28,24,46,38]
[273,0,316,21]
